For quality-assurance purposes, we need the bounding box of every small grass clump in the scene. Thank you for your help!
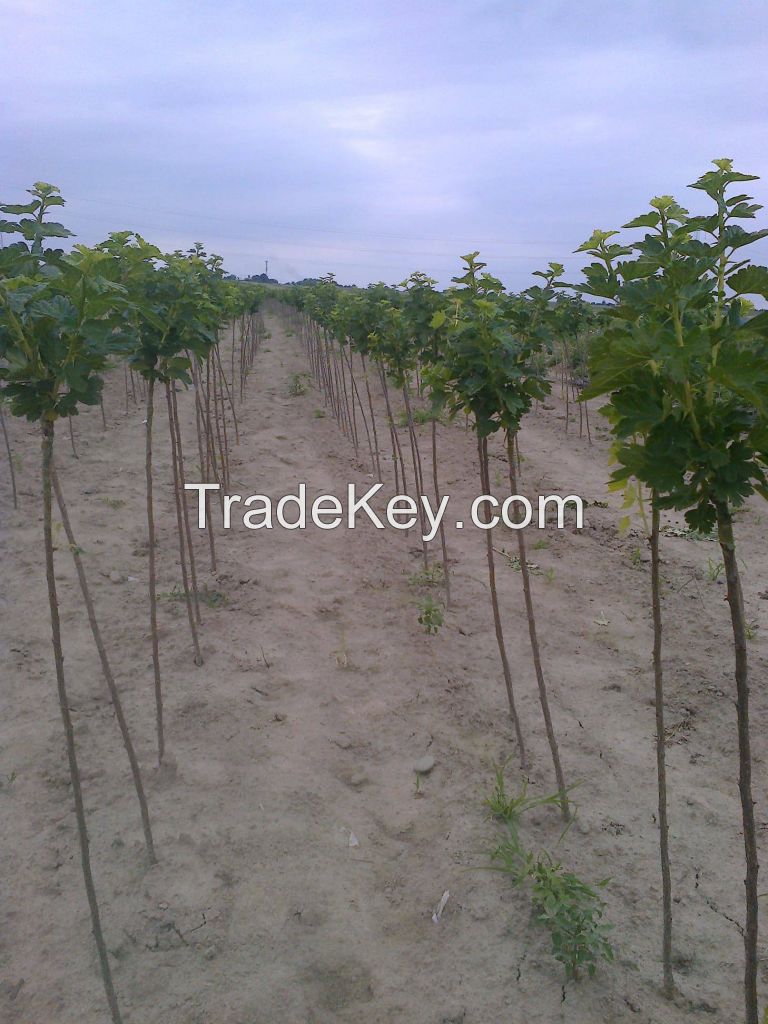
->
[484,766,613,981]
[408,562,445,588]
[288,372,311,396]
[417,595,444,634]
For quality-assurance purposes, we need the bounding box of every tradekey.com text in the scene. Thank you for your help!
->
[184,483,584,543]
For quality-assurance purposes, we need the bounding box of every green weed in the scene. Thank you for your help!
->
[705,557,725,581]
[484,768,612,981]
[288,373,310,396]
[408,563,446,588]
[417,595,444,635]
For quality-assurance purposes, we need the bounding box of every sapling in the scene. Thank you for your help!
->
[370,298,431,568]
[428,256,533,765]
[577,160,768,1020]
[98,232,169,762]
[432,254,569,815]
[0,183,128,1023]
[401,272,453,606]
[505,266,572,819]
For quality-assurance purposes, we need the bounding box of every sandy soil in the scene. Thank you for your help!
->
[1,311,767,1024]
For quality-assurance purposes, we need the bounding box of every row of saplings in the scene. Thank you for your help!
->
[0,184,263,1024]
[273,159,768,1022]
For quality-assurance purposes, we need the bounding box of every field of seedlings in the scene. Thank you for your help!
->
[1,163,767,1024]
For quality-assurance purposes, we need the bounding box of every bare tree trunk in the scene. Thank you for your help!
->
[68,416,78,458]
[716,503,759,1024]
[650,501,675,997]
[341,345,376,478]
[360,353,382,483]
[583,397,592,445]
[145,378,164,765]
[52,463,156,864]
[378,364,407,494]
[402,384,429,569]
[478,435,527,767]
[170,384,202,626]
[41,421,124,1024]
[215,345,240,444]
[506,432,568,817]
[191,361,217,573]
[165,381,203,665]
[562,340,571,434]
[0,402,18,509]
[431,418,451,608]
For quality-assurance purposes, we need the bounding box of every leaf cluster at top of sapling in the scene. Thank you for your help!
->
[0,186,135,423]
[426,253,552,438]
[569,158,768,1020]
[575,161,768,534]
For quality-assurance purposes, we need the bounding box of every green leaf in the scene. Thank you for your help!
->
[622,212,660,230]
[727,265,768,298]
[0,202,40,215]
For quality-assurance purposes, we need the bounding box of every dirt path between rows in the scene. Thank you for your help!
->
[1,312,766,1023]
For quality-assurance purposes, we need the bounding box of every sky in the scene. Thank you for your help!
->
[3,0,768,288]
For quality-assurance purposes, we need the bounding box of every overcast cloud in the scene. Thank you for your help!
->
[3,0,768,287]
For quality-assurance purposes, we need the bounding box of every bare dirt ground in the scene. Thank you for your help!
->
[1,311,767,1024]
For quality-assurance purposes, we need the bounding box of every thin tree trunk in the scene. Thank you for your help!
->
[506,432,568,817]
[360,353,382,483]
[341,345,376,478]
[431,418,451,608]
[584,397,592,445]
[41,421,124,1024]
[145,379,164,765]
[479,435,527,767]
[562,340,571,433]
[650,501,674,997]
[210,356,229,491]
[379,364,407,495]
[171,385,202,622]
[231,320,236,397]
[68,416,78,458]
[191,361,217,573]
[402,384,429,569]
[170,384,202,626]
[716,503,759,1024]
[165,381,203,664]
[52,463,156,864]
[0,402,18,509]
[215,345,240,444]
[343,342,359,453]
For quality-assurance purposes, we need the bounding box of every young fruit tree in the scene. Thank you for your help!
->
[429,253,569,817]
[576,160,768,1021]
[0,183,134,1024]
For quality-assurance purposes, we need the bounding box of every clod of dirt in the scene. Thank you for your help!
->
[414,755,436,774]
[440,1008,466,1023]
